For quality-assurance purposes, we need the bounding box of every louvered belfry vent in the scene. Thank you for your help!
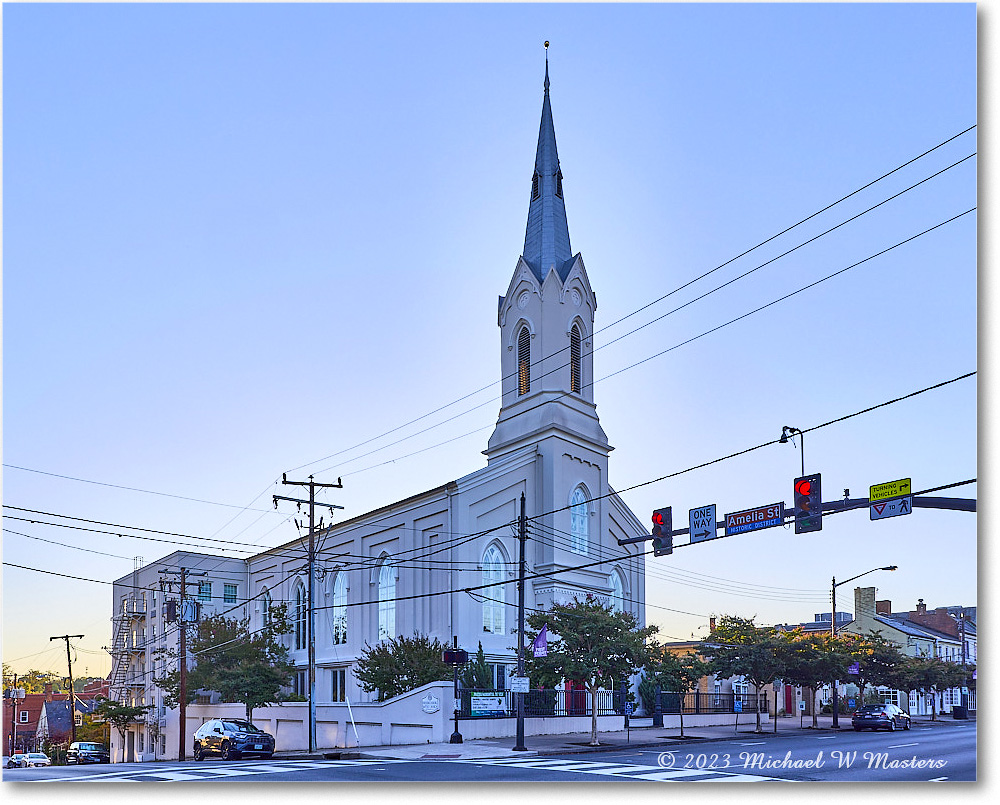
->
[518,327,531,396]
[531,171,540,201]
[570,324,582,393]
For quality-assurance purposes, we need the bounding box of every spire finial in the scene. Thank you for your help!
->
[544,41,550,93]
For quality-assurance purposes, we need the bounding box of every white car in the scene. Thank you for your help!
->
[23,753,51,767]
[5,753,28,768]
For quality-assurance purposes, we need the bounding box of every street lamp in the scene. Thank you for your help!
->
[830,565,898,728]
[779,426,805,476]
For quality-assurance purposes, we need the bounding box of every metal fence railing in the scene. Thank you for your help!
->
[457,688,628,719]
[657,691,768,715]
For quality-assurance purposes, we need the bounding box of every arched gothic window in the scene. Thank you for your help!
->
[293,581,307,650]
[482,546,506,634]
[261,588,272,628]
[570,324,582,393]
[609,571,625,613]
[570,487,589,555]
[518,327,531,396]
[378,559,396,642]
[331,572,347,645]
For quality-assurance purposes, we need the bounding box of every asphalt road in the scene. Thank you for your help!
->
[4,721,975,783]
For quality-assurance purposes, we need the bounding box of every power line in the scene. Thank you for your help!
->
[284,127,976,476]
[320,203,976,489]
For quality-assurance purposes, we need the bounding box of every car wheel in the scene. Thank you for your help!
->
[888,719,896,731]
[194,744,204,762]
[220,742,236,761]
[904,719,911,730]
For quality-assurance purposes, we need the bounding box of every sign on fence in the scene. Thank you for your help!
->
[470,694,506,717]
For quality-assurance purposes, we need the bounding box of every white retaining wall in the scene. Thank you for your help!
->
[186,682,769,750]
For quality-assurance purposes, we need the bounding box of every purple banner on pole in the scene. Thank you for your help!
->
[532,623,548,657]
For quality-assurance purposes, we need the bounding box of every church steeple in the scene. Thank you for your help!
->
[487,47,609,464]
[522,50,573,283]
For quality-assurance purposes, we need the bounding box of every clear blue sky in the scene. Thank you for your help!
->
[3,3,978,677]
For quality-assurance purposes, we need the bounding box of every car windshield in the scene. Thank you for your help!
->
[858,705,886,712]
[79,743,104,750]
[27,754,47,759]
[224,721,263,733]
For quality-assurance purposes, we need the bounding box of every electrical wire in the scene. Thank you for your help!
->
[285,129,976,477]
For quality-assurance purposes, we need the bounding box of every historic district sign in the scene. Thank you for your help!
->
[724,503,784,537]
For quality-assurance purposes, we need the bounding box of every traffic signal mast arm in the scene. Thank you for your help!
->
[618,490,974,548]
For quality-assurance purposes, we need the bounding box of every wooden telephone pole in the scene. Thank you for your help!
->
[49,634,84,745]
[274,473,343,753]
[160,566,206,760]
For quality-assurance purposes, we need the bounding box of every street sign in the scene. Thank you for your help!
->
[689,505,717,543]
[509,676,530,694]
[847,662,860,675]
[799,701,806,712]
[870,496,913,520]
[734,700,743,713]
[848,698,857,709]
[725,503,784,537]
[624,702,634,715]
[870,478,912,502]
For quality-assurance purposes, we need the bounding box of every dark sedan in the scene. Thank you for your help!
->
[852,703,911,731]
[66,741,112,764]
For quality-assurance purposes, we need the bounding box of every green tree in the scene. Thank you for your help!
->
[840,631,908,706]
[644,645,711,737]
[93,697,150,763]
[906,656,968,721]
[461,642,494,690]
[701,615,786,733]
[525,596,656,746]
[354,633,453,702]
[780,630,852,728]
[5,668,59,694]
[153,603,295,720]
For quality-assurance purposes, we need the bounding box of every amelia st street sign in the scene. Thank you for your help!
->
[725,503,784,537]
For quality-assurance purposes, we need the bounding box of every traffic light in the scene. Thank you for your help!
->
[794,473,823,534]
[651,507,673,556]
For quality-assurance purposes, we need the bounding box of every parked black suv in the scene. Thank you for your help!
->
[193,719,275,761]
[67,742,111,764]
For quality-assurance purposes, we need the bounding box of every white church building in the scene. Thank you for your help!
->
[110,61,649,758]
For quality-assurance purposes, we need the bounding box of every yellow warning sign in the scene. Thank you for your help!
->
[870,478,912,502]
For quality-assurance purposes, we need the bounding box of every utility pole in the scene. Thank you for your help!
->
[274,473,343,754]
[6,674,17,755]
[49,634,84,745]
[160,566,206,761]
[513,492,527,752]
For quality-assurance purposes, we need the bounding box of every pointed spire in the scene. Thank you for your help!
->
[522,43,573,283]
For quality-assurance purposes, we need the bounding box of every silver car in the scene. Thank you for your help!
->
[22,753,51,767]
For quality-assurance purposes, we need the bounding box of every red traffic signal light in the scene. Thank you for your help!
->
[651,507,672,556]
[794,473,822,534]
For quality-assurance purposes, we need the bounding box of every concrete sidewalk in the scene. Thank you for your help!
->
[276,713,971,762]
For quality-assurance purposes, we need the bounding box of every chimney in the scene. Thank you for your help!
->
[709,617,716,632]
[44,682,54,703]
[916,599,927,615]
[876,600,892,616]
[855,586,876,620]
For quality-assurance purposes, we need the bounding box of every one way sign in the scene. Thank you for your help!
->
[689,505,717,543]
[870,496,913,521]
